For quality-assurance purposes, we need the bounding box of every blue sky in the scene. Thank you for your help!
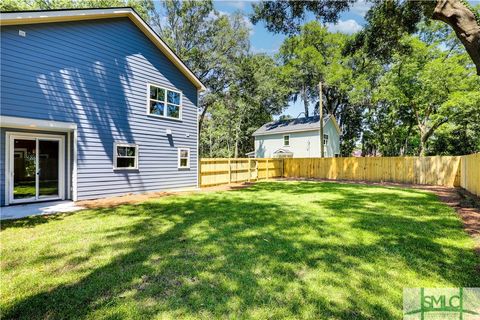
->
[212,1,372,118]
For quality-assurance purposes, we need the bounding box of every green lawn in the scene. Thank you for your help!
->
[1,181,478,319]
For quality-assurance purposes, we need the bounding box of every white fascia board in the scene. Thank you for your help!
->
[0,115,77,131]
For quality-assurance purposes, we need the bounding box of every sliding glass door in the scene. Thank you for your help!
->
[38,140,60,199]
[12,138,37,202]
[9,134,64,204]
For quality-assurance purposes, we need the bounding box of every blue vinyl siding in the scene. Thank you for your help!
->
[0,18,199,205]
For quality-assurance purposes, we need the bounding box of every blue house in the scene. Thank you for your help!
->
[0,8,205,206]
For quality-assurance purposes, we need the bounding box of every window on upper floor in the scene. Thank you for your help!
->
[114,143,138,170]
[323,134,329,146]
[148,84,182,120]
[283,135,290,146]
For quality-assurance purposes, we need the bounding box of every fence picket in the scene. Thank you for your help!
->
[200,155,479,196]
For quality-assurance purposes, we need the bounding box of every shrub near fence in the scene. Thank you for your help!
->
[200,154,480,196]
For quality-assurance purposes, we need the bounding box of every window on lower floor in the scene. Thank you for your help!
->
[178,148,190,169]
[114,143,138,170]
[323,134,329,146]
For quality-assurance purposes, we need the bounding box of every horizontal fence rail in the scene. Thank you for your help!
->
[200,154,479,196]
[200,158,283,187]
[283,156,462,187]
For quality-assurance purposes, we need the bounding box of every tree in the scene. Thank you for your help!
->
[0,0,153,20]
[373,36,480,155]
[278,22,368,156]
[277,23,326,117]
[278,115,293,121]
[201,54,291,157]
[150,0,250,135]
[251,0,480,75]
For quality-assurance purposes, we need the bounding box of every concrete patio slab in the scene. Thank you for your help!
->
[0,201,84,220]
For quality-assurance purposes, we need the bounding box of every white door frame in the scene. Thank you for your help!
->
[6,132,65,205]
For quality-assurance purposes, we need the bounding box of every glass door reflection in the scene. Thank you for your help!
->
[13,139,37,201]
[38,140,60,198]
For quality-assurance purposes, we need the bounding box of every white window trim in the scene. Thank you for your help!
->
[323,134,329,146]
[113,142,139,170]
[146,83,183,121]
[178,147,190,169]
[5,132,66,205]
[283,134,290,147]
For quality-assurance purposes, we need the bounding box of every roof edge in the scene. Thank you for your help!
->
[0,8,206,91]
[253,127,322,137]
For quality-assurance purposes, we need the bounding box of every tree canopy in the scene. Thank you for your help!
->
[251,0,480,75]
[3,0,478,157]
[0,0,154,20]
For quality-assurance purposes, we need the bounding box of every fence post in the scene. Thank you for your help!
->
[281,158,284,178]
[248,158,251,182]
[198,159,202,188]
[228,158,232,184]
[266,159,269,180]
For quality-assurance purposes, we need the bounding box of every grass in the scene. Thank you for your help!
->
[1,181,478,319]
[13,180,58,198]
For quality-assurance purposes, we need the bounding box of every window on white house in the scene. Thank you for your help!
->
[148,84,181,119]
[114,143,138,169]
[283,135,290,146]
[323,134,329,146]
[178,148,190,169]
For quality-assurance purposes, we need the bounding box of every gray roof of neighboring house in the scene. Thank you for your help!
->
[253,115,331,136]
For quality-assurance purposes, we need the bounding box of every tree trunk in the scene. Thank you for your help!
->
[419,133,428,156]
[234,124,240,158]
[302,84,309,117]
[198,105,208,139]
[198,97,216,157]
[433,0,480,75]
[401,122,414,155]
[417,119,449,156]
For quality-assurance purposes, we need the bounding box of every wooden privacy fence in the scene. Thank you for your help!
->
[283,156,462,187]
[200,158,283,187]
[200,154,480,196]
[460,153,480,196]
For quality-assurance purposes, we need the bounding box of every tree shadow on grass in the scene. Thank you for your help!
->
[0,212,76,231]
[2,182,479,319]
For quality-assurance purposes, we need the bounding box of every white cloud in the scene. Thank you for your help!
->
[349,0,372,17]
[243,16,254,35]
[327,19,363,34]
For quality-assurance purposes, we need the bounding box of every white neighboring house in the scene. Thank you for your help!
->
[252,115,341,158]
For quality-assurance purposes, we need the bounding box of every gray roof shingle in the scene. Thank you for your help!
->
[252,115,330,136]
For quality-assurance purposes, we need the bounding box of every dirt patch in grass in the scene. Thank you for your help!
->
[76,183,254,209]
